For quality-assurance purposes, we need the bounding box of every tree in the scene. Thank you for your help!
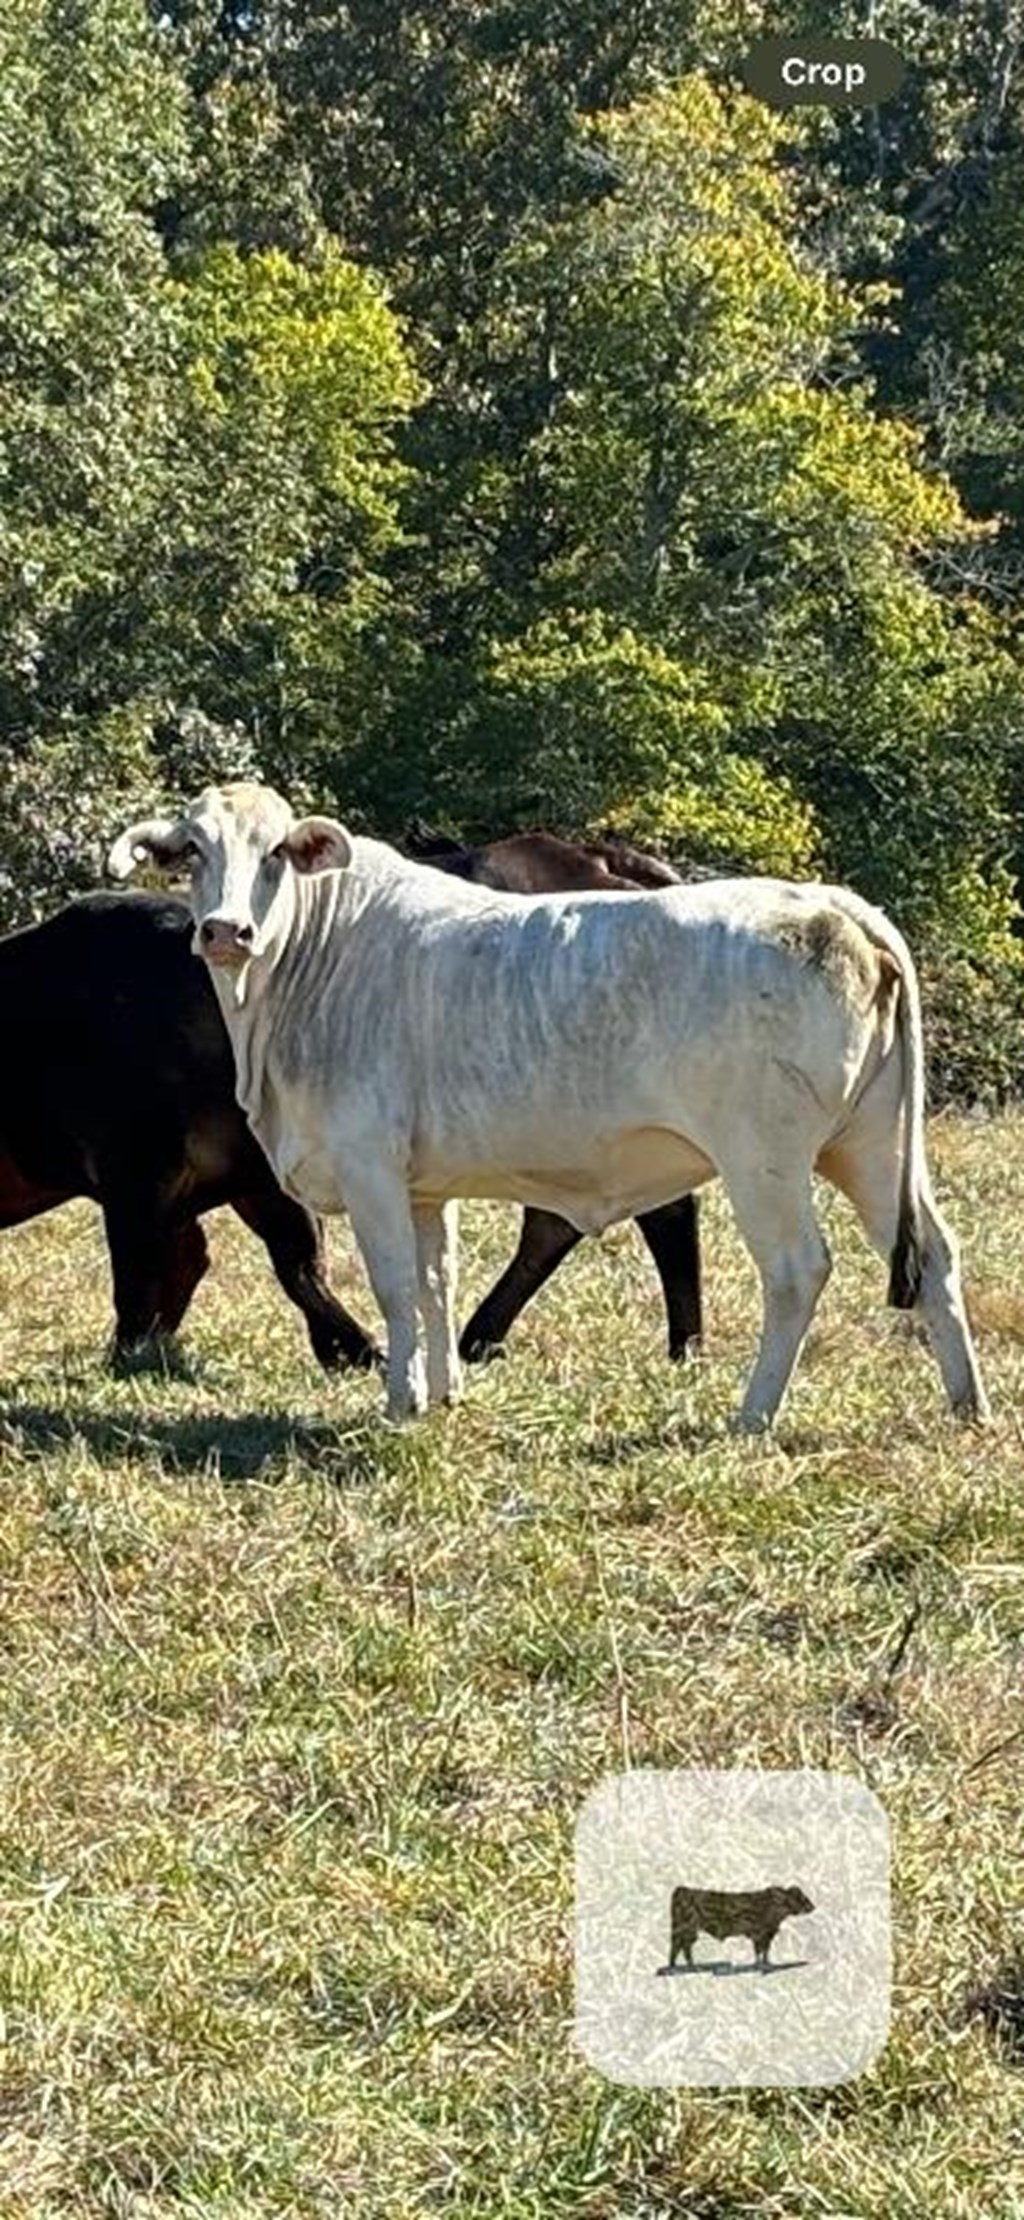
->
[0,0,185,741]
[0,1,422,917]
[376,82,1021,943]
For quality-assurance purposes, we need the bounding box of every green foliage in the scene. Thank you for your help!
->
[0,11,1023,1093]
[911,866,1024,1111]
[929,119,1024,707]
[530,83,1024,1059]
[0,708,164,927]
[177,245,422,511]
[601,757,820,880]
[145,242,422,713]
[0,0,185,735]
[428,617,730,834]
[930,972,1024,1108]
[0,704,261,929]
[521,78,973,643]
[362,74,1024,1095]
[763,589,1020,909]
[0,3,422,911]
[405,612,818,878]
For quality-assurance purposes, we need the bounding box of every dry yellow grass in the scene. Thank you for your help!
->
[0,1115,1023,2216]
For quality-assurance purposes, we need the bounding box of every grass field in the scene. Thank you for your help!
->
[1,1114,1024,2218]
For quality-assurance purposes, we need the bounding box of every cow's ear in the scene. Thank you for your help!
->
[107,818,183,879]
[281,816,353,875]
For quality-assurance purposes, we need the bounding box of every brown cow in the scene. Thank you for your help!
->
[407,823,683,893]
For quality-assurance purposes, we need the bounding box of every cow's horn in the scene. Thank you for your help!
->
[107,817,181,880]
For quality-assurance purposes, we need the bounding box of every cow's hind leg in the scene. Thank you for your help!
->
[722,1167,831,1431]
[342,1162,427,1422]
[459,1208,582,1361]
[414,1202,463,1406]
[754,1925,775,1970]
[914,1189,989,1420]
[636,1196,703,1359]
[157,1218,210,1332]
[818,1126,989,1421]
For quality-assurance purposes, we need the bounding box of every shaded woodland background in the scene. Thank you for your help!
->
[5,0,1024,1095]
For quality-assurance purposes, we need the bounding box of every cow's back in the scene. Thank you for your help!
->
[422,827,679,896]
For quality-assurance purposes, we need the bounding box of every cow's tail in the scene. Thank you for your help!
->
[833,891,926,1312]
[885,947,926,1310]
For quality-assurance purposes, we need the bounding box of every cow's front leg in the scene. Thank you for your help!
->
[414,1201,463,1406]
[342,1161,426,1422]
[101,1181,177,1351]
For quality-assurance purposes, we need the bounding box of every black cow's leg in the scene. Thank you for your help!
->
[462,1197,705,1364]
[102,1190,176,1350]
[459,1208,582,1362]
[668,1897,697,1971]
[156,1219,211,1333]
[230,1187,380,1372]
[635,1197,703,1360]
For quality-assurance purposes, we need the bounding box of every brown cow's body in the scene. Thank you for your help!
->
[406,825,681,894]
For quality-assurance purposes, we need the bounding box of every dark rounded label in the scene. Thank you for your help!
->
[742,36,906,109]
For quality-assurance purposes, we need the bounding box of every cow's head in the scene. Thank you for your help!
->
[108,782,353,973]
[782,1886,814,1917]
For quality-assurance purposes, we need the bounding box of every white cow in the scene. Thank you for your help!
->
[109,782,989,1430]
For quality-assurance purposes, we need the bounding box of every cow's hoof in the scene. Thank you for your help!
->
[314,1337,384,1375]
[110,1332,194,1382]
[460,1338,507,1368]
[729,1409,773,1437]
[668,1337,704,1363]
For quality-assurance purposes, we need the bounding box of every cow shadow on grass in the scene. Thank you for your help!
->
[587,1411,925,1464]
[587,1418,722,1465]
[0,1397,389,1485]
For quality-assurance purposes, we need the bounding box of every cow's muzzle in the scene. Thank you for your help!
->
[199,918,254,969]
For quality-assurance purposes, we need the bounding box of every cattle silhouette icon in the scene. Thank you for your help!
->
[574,1769,890,2086]
[663,1883,814,1974]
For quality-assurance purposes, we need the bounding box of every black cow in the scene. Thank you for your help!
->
[407,825,704,1364]
[0,891,378,1368]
